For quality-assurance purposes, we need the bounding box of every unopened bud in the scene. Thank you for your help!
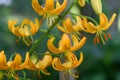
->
[78,0,85,7]
[91,0,102,15]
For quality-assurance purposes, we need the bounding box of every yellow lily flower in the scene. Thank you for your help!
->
[52,52,83,78]
[8,18,41,45]
[57,16,83,34]
[8,18,40,37]
[80,13,117,44]
[0,51,29,79]
[47,33,86,54]
[26,51,52,76]
[32,0,67,18]
[78,0,85,7]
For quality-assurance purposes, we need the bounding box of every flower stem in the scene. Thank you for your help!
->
[29,0,78,55]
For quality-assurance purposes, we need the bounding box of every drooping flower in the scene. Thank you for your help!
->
[52,52,83,78]
[26,51,52,76]
[80,13,117,44]
[32,0,67,18]
[8,18,41,45]
[0,51,29,79]
[57,16,83,33]
[47,33,86,54]
[78,0,85,7]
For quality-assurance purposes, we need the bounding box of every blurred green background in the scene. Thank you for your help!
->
[0,0,120,80]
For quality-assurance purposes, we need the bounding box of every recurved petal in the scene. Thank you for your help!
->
[61,34,71,50]
[63,61,72,69]
[74,52,84,68]
[41,69,51,75]
[20,52,30,68]
[12,54,22,69]
[14,26,23,37]
[26,59,37,70]
[30,22,37,35]
[73,16,82,31]
[35,18,41,31]
[51,0,67,15]
[57,25,66,33]
[69,36,86,52]
[32,0,44,15]
[81,21,97,34]
[0,51,8,70]
[63,17,74,33]
[56,0,61,8]
[8,20,17,34]
[43,51,52,64]
[20,19,30,28]
[99,13,108,29]
[47,37,63,54]
[45,0,54,11]
[86,22,98,33]
[66,52,78,68]
[72,35,78,46]
[103,13,117,30]
[52,57,66,71]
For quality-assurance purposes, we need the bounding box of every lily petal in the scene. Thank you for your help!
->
[57,25,66,33]
[0,51,8,70]
[70,37,86,52]
[100,13,108,28]
[47,37,63,54]
[26,59,37,70]
[66,52,78,68]
[32,0,44,15]
[45,0,54,11]
[8,20,21,36]
[73,16,82,31]
[63,17,74,33]
[72,35,79,46]
[74,52,84,68]
[52,57,66,71]
[103,13,117,30]
[20,52,30,68]
[41,69,51,75]
[51,0,67,15]
[81,21,97,34]
[61,34,71,50]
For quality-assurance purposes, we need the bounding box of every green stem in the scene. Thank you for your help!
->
[29,0,78,55]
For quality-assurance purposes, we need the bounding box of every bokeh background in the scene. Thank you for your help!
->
[0,0,120,80]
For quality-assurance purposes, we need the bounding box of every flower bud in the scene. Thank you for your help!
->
[78,0,85,7]
[91,0,102,15]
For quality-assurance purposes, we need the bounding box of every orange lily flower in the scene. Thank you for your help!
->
[26,51,52,76]
[8,18,40,37]
[52,52,83,78]
[8,18,41,45]
[80,13,117,44]
[47,33,86,54]
[0,51,29,79]
[32,0,67,18]
[57,16,83,34]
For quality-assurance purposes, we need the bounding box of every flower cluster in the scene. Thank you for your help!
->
[0,0,116,79]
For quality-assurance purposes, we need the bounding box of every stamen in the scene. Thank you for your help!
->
[107,32,112,39]
[103,34,108,41]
